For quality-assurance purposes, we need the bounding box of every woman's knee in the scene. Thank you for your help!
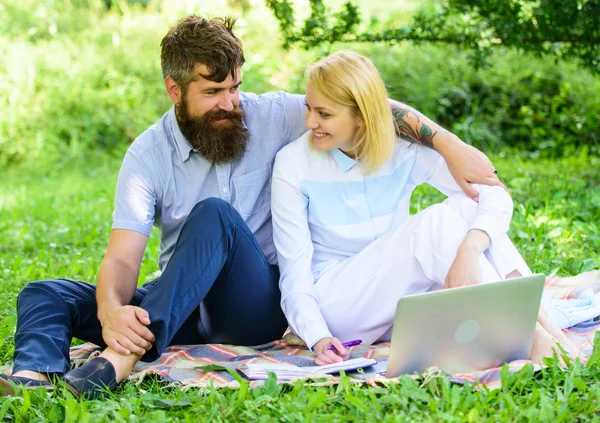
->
[442,193,478,226]
[410,204,471,282]
[415,203,470,248]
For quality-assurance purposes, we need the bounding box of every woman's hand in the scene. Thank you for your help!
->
[313,337,350,366]
[444,229,490,289]
[444,248,481,289]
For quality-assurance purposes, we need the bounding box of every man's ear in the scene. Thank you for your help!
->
[164,76,181,105]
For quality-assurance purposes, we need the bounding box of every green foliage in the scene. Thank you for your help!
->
[265,0,361,49]
[0,5,169,166]
[0,0,105,42]
[408,0,600,73]
[1,1,598,166]
[362,44,600,154]
[266,0,600,74]
[409,152,600,277]
[1,157,594,414]
[0,1,310,167]
[1,344,600,420]
[1,1,599,419]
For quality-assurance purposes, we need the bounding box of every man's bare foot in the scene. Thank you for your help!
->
[11,370,49,382]
[12,348,141,384]
[99,348,141,383]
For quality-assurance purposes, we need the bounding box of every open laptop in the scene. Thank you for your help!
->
[385,274,545,377]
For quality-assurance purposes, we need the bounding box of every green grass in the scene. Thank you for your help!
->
[3,358,600,422]
[0,150,599,421]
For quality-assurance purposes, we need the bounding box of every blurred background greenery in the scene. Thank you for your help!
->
[1,0,598,169]
[0,0,598,369]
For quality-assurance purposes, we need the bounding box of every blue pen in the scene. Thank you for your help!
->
[327,339,362,351]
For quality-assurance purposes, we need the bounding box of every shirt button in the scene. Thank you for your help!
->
[222,186,229,194]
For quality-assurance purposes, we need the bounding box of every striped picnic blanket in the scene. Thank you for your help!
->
[69,271,600,391]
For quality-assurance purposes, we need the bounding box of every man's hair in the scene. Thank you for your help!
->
[161,16,245,92]
[307,51,396,174]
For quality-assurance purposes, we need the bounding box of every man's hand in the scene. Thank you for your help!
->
[100,305,156,356]
[312,337,350,366]
[443,142,507,201]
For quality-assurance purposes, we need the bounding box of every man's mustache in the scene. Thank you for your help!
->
[205,107,243,122]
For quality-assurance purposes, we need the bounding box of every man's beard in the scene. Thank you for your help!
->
[176,94,248,164]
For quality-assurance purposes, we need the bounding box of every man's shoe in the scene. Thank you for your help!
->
[0,374,53,396]
[62,357,118,400]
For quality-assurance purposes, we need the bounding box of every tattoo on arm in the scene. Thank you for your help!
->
[391,106,436,149]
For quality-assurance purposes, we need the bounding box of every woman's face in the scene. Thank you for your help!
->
[304,81,362,154]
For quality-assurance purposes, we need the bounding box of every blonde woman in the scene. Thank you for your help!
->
[271,51,581,366]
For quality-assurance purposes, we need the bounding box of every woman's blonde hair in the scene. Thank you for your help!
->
[307,50,396,173]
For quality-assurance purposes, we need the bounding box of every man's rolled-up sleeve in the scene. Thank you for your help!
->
[112,150,157,236]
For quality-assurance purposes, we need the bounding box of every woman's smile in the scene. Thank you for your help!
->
[311,131,330,142]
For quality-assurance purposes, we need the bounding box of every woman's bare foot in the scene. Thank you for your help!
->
[530,322,585,366]
[537,305,585,361]
[507,270,586,365]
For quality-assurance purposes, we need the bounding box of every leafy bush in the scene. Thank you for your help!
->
[362,44,600,155]
[0,7,169,166]
[0,2,305,167]
[266,0,600,75]
[0,1,598,168]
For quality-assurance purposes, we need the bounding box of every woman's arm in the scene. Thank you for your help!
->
[412,146,514,287]
[271,149,332,351]
[414,146,513,248]
[444,229,490,288]
[389,99,506,199]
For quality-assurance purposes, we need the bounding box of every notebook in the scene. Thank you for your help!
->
[237,357,377,381]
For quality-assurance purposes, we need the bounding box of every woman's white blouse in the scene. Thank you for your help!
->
[271,132,513,348]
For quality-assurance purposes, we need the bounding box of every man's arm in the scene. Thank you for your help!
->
[389,99,506,199]
[96,229,155,356]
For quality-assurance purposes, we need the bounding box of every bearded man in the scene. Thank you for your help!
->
[1,16,504,398]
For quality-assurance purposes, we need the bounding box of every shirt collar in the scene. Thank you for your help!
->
[167,104,250,164]
[330,148,357,172]
[168,107,194,163]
